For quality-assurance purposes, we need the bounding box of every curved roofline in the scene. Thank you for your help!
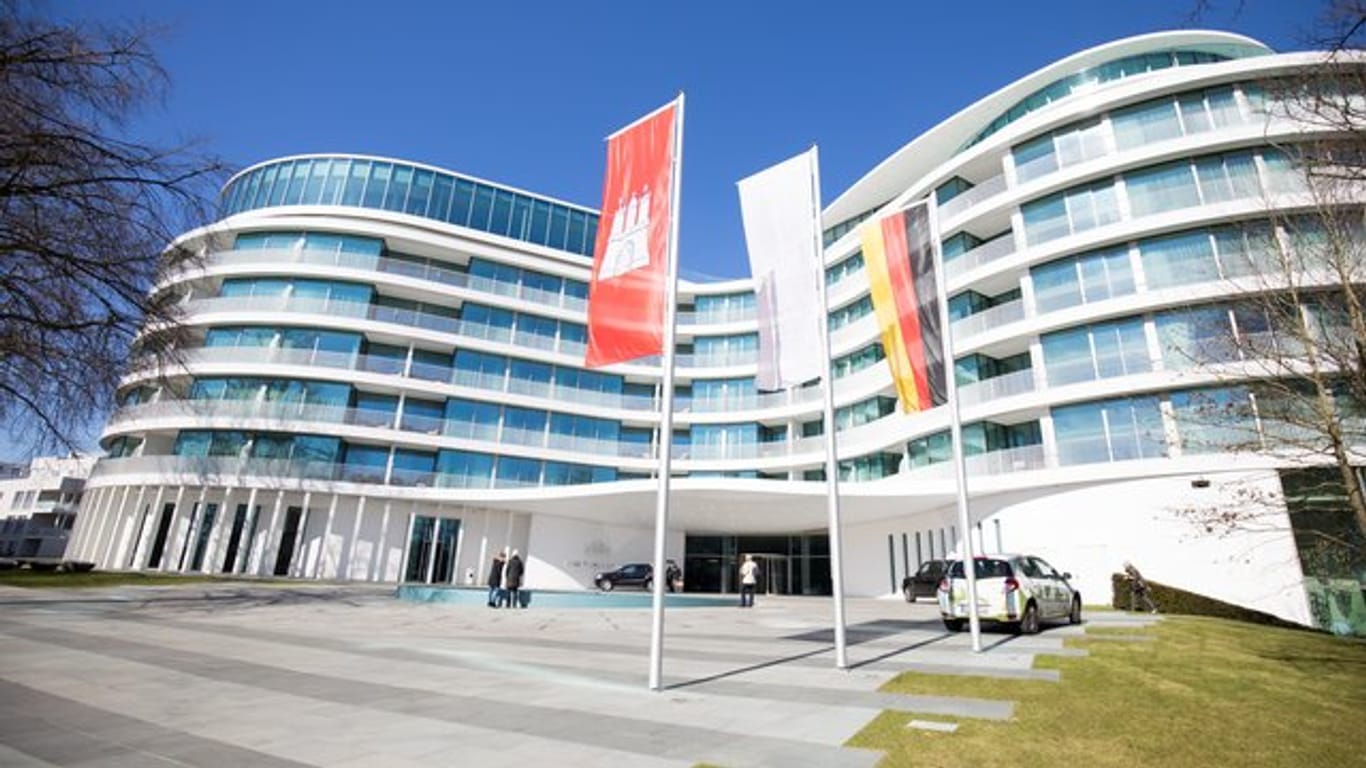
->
[823,30,1271,225]
[222,153,601,216]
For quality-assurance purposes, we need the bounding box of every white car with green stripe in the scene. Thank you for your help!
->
[936,555,1082,634]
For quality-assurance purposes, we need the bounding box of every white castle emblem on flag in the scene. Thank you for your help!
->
[597,189,651,280]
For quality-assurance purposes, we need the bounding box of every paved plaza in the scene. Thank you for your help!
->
[0,583,1125,767]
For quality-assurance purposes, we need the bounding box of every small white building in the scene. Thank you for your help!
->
[0,456,97,560]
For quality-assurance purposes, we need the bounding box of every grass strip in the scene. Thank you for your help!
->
[848,616,1366,767]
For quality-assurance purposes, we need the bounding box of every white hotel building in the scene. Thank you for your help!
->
[67,31,1363,627]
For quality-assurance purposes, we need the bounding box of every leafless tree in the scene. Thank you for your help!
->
[1170,1,1366,574]
[0,2,224,457]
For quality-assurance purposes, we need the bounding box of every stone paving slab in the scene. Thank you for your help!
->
[0,585,1071,767]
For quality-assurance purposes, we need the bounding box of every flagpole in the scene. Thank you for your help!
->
[925,196,981,652]
[648,92,684,692]
[809,145,849,669]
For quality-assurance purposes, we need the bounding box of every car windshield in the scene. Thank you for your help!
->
[947,559,1013,579]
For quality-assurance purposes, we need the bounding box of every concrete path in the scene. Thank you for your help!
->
[0,584,1095,767]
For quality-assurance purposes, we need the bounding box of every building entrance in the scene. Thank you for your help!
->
[683,534,831,595]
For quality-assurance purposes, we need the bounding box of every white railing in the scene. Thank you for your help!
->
[944,234,1017,281]
[950,299,1026,342]
[938,173,1009,221]
[956,368,1037,407]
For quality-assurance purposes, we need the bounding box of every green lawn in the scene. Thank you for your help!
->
[0,570,241,588]
[848,616,1366,767]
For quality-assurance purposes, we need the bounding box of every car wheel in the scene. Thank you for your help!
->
[903,586,915,603]
[1017,601,1040,635]
[943,619,965,632]
[643,578,652,592]
[1069,595,1082,625]
[597,579,614,592]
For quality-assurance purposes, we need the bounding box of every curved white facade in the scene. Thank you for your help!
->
[68,31,1362,626]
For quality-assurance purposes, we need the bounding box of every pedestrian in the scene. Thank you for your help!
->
[504,549,525,608]
[739,554,758,608]
[1123,561,1158,613]
[486,549,506,608]
[665,560,682,593]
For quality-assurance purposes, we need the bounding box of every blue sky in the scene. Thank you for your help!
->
[60,0,1319,282]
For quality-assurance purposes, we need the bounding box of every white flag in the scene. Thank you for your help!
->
[737,150,824,390]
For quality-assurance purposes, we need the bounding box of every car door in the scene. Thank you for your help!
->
[1031,557,1065,618]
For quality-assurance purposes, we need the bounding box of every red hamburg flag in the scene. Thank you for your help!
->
[585,102,678,368]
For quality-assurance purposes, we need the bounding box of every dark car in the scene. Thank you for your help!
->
[595,563,653,591]
[902,559,949,602]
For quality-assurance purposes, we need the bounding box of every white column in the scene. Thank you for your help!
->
[177,486,209,572]
[113,485,147,568]
[64,486,98,561]
[97,487,133,568]
[203,486,237,573]
[345,494,367,581]
[74,486,111,563]
[289,491,312,578]
[423,504,442,584]
[134,486,167,570]
[87,487,122,565]
[370,500,392,582]
[160,486,186,572]
[254,490,286,577]
[315,493,339,579]
[235,487,260,575]
[398,504,418,584]
[453,506,466,586]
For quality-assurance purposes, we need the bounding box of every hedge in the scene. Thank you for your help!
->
[1109,573,1303,630]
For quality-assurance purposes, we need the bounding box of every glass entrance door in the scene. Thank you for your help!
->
[756,554,788,594]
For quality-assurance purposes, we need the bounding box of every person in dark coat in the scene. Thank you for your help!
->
[1124,561,1158,613]
[504,549,525,608]
[486,550,506,607]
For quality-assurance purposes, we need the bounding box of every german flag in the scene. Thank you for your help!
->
[859,202,946,413]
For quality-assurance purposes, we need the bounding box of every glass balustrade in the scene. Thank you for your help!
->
[950,298,1026,341]
[956,368,1037,406]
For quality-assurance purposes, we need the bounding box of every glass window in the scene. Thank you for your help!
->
[1140,230,1219,288]
[1012,134,1057,183]
[489,189,514,235]
[283,160,309,205]
[449,179,475,226]
[1126,161,1199,217]
[303,159,328,204]
[469,185,494,230]
[343,443,389,467]
[173,430,212,457]
[436,450,494,487]
[1156,306,1238,370]
[1112,99,1182,149]
[429,174,453,220]
[342,160,369,206]
[1195,152,1259,203]
[548,206,569,251]
[1022,193,1070,245]
[362,162,391,208]
[496,456,541,486]
[322,159,349,205]
[1172,386,1259,454]
[401,169,431,217]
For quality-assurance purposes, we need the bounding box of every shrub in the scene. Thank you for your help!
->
[1110,573,1302,630]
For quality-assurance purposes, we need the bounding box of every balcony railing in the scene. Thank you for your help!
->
[950,298,1026,342]
[956,368,1037,407]
[944,234,1017,281]
[938,173,1009,221]
[184,295,762,369]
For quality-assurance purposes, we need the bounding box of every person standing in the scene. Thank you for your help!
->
[665,560,682,593]
[739,554,759,608]
[486,549,506,608]
[1123,561,1158,613]
[504,549,525,608]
